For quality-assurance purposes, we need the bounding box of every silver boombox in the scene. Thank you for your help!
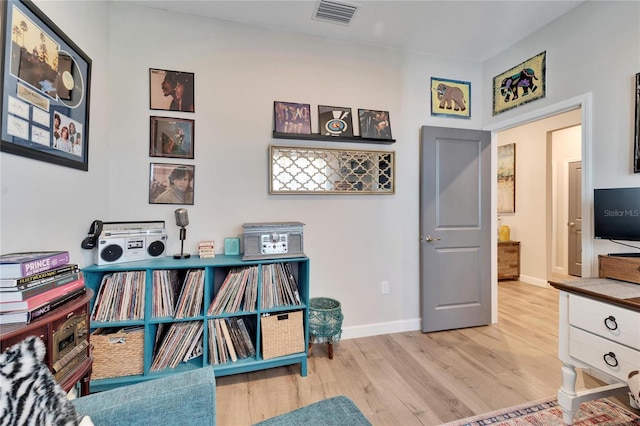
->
[96,221,167,265]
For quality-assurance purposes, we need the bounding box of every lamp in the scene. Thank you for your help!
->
[174,208,191,259]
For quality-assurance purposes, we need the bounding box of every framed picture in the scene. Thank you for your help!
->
[149,163,194,205]
[149,68,194,112]
[358,109,392,139]
[430,77,470,119]
[150,116,194,159]
[273,101,311,134]
[1,0,91,171]
[634,72,639,173]
[318,105,353,137]
[497,143,516,213]
[493,51,546,116]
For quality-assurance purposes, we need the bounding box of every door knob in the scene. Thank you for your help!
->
[423,235,441,242]
[568,222,575,227]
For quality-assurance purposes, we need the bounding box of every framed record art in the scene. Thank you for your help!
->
[149,116,194,159]
[149,163,195,205]
[318,105,354,137]
[149,68,194,112]
[0,0,92,170]
[273,101,311,134]
[358,109,392,139]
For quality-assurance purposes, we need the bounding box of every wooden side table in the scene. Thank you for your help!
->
[1,288,94,395]
[498,241,520,280]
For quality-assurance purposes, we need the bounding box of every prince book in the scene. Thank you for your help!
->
[0,251,70,279]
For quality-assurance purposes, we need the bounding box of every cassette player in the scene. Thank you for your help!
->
[96,221,167,265]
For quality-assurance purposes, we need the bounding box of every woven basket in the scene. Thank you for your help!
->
[261,310,304,359]
[309,297,343,343]
[91,328,144,379]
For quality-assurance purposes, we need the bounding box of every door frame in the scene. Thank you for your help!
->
[484,93,593,322]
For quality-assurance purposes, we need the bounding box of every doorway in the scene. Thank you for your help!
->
[486,94,593,322]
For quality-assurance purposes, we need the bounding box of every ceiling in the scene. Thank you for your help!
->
[124,0,584,62]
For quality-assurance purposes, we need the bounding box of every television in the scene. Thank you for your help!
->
[593,187,640,242]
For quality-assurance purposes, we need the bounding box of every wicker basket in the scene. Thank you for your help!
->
[91,328,144,379]
[261,310,304,359]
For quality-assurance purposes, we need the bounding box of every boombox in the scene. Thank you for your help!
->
[242,222,304,261]
[96,221,167,265]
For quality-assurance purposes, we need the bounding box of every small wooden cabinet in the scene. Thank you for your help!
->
[0,289,93,395]
[498,241,520,280]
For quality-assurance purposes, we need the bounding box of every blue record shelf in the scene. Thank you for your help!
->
[83,254,309,392]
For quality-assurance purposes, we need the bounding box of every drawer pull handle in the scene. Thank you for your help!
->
[604,315,618,331]
[603,352,619,367]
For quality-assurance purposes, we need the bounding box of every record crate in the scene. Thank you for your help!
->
[261,310,304,359]
[91,327,144,379]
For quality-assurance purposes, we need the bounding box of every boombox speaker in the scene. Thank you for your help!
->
[95,221,167,266]
[242,222,304,261]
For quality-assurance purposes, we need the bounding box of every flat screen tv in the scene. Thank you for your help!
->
[593,187,640,242]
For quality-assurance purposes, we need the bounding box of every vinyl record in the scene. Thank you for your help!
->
[57,51,84,108]
[318,106,354,137]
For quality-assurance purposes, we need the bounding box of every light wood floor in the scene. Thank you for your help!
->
[216,281,634,425]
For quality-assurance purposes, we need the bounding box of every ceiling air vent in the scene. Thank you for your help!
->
[313,0,359,26]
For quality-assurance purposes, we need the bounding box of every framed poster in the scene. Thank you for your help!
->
[1,0,91,170]
[497,143,516,213]
[149,116,194,159]
[358,109,392,139]
[430,77,470,119]
[149,68,194,112]
[493,51,546,116]
[634,72,639,173]
[318,105,353,137]
[273,101,311,134]
[149,163,194,205]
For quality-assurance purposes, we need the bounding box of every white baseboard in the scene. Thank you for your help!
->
[518,274,549,288]
[341,318,421,340]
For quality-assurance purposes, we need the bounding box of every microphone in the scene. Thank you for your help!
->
[174,208,190,259]
[175,208,189,227]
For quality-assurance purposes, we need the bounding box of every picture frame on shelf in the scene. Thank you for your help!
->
[318,105,353,137]
[149,68,194,112]
[497,143,516,213]
[0,0,92,171]
[358,109,392,139]
[149,116,194,159]
[493,51,546,116]
[273,101,311,134]
[430,77,470,119]
[149,163,195,205]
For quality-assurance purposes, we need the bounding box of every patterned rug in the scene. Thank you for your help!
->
[442,397,640,426]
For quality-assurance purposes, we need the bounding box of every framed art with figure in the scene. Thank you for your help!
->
[358,109,392,139]
[149,68,194,112]
[149,163,195,205]
[150,116,194,159]
[0,0,91,170]
[273,101,311,134]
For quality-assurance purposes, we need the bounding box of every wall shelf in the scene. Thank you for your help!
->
[273,131,395,145]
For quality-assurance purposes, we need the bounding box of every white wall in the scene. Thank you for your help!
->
[483,1,640,274]
[1,1,638,337]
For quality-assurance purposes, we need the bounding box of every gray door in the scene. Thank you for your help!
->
[420,126,491,332]
[567,161,582,277]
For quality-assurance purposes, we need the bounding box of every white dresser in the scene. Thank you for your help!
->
[550,278,640,425]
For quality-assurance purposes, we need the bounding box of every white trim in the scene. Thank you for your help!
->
[341,318,421,340]
[486,94,594,323]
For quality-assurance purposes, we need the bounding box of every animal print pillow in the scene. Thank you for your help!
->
[0,336,78,426]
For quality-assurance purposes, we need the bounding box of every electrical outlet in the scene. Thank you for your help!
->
[381,281,390,295]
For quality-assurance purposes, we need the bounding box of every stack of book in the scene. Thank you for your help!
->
[0,251,86,325]
[198,241,215,259]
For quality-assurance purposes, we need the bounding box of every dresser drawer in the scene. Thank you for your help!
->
[569,327,640,382]
[569,294,639,349]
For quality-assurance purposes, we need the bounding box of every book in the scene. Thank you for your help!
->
[0,286,87,325]
[0,271,82,302]
[0,264,79,288]
[0,277,84,312]
[0,251,70,279]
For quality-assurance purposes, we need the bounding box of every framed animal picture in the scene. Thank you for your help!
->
[430,78,470,119]
[493,51,546,116]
